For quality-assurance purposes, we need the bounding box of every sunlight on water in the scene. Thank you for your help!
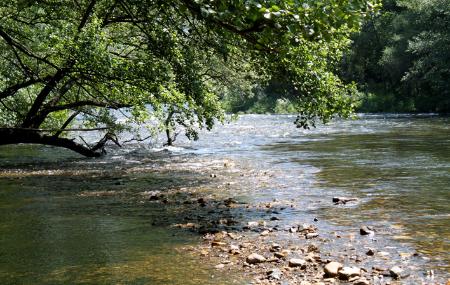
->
[0,114,449,283]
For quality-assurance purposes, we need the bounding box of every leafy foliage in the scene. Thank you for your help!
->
[342,0,450,113]
[0,0,379,155]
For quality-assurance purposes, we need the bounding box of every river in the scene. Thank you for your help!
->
[0,114,449,284]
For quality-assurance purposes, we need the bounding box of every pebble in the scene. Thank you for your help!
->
[306,232,319,239]
[366,248,375,256]
[246,253,266,264]
[270,243,282,252]
[338,266,361,280]
[324,261,343,278]
[389,266,403,279]
[288,258,307,268]
[267,268,282,280]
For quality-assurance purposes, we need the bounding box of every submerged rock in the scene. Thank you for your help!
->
[324,261,343,278]
[360,226,375,235]
[366,248,375,256]
[246,253,266,264]
[333,197,358,204]
[390,266,406,279]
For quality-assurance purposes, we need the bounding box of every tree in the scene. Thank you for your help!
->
[0,0,379,156]
[342,0,450,112]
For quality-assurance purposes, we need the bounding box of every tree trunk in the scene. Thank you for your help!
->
[0,128,102,157]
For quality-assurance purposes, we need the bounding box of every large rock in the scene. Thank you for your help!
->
[338,266,361,280]
[289,258,307,268]
[246,253,266,264]
[324,261,343,277]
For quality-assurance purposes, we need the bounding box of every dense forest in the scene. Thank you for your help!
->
[224,0,450,114]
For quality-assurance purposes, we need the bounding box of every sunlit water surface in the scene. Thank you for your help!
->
[0,114,449,284]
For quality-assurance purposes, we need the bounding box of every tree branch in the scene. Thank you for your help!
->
[0,128,103,157]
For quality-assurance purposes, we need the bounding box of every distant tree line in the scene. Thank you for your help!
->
[224,0,449,114]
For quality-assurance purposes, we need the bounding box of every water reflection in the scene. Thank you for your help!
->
[0,153,243,285]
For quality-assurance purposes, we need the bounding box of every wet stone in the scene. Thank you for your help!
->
[270,243,282,251]
[366,248,375,256]
[360,226,375,236]
[306,233,319,239]
[246,253,266,264]
[333,197,358,204]
[324,262,343,278]
[338,266,361,280]
[289,258,307,268]
[389,266,405,279]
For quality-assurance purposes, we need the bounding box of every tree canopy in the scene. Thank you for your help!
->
[0,0,379,156]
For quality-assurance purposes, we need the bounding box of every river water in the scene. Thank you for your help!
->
[0,114,449,284]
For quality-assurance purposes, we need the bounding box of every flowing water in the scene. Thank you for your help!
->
[0,114,449,284]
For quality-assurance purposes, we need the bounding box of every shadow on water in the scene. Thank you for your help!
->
[0,145,257,285]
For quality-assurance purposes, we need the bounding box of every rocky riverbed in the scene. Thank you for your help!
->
[140,160,446,285]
